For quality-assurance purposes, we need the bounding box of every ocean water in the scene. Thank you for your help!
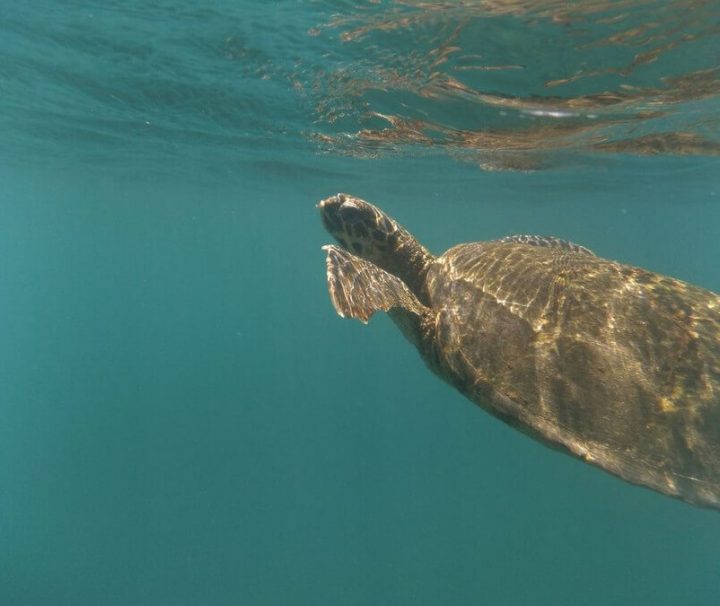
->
[2,1,720,604]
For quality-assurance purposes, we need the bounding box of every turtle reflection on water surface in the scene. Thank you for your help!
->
[319,193,720,511]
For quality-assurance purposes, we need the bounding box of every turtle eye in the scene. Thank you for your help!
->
[338,202,368,225]
[320,206,342,233]
[353,223,369,238]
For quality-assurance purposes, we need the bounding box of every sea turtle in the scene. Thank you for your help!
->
[319,193,720,511]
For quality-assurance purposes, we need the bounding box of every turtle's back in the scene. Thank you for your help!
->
[426,240,720,509]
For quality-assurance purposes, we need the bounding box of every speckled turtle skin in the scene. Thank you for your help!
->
[319,194,720,510]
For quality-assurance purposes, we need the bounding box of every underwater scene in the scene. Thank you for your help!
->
[1,1,720,604]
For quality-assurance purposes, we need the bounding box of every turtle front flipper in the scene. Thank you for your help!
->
[322,244,430,329]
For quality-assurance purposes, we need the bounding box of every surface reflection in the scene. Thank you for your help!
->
[310,0,720,168]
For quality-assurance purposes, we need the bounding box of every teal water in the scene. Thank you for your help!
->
[2,2,720,605]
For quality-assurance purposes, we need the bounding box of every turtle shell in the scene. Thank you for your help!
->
[426,238,720,509]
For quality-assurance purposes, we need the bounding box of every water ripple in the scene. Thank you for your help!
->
[1,0,718,173]
[310,0,720,169]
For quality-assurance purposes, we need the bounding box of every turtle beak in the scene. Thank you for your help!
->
[317,193,348,234]
[316,193,347,210]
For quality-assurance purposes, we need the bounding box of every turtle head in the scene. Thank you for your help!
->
[318,193,405,265]
[318,193,434,305]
